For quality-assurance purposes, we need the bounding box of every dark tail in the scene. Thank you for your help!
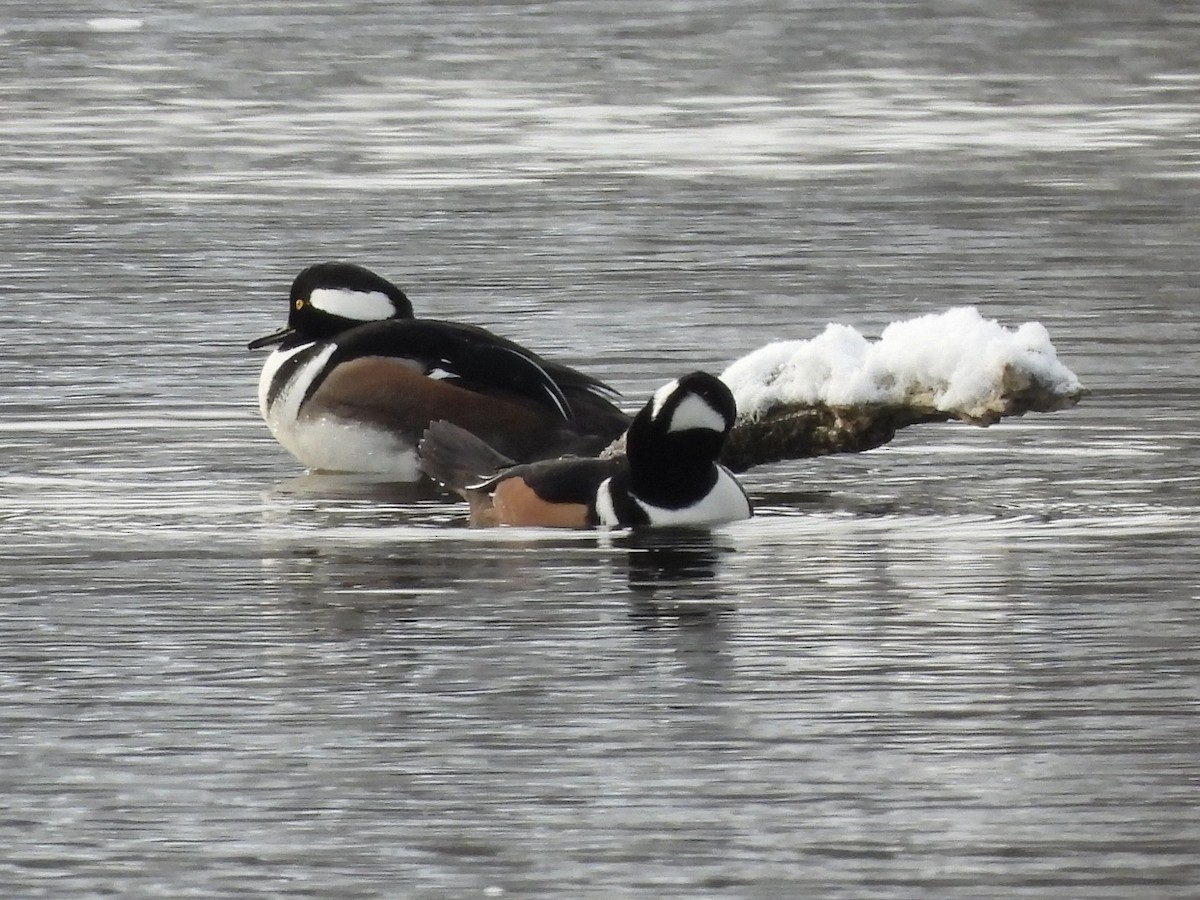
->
[418,420,515,492]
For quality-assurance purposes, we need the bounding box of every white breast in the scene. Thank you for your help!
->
[633,466,751,526]
[256,343,420,479]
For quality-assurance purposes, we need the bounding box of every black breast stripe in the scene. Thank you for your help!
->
[265,341,326,411]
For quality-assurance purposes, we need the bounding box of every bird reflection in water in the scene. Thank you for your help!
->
[617,527,734,623]
[615,527,738,693]
[257,472,741,640]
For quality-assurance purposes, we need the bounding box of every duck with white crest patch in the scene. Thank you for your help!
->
[248,262,630,479]
[418,371,753,529]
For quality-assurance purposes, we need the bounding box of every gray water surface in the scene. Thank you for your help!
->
[2,1,1198,897]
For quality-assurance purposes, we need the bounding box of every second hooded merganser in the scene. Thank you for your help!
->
[418,371,752,528]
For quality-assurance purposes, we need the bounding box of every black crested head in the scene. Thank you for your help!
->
[287,261,414,337]
[640,370,736,440]
[624,371,738,505]
[251,261,413,349]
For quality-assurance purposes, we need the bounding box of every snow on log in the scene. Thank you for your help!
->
[717,307,1084,472]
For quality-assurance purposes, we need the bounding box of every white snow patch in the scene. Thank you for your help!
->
[721,307,1082,420]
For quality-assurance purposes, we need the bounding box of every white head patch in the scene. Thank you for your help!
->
[650,379,679,419]
[667,393,728,434]
[651,378,727,433]
[308,286,396,322]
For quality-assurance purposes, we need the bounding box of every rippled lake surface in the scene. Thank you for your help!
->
[3,1,1198,897]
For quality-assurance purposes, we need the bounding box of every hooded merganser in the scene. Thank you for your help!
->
[418,371,752,528]
[249,262,630,479]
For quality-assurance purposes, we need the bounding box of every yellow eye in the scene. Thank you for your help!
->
[294,299,304,310]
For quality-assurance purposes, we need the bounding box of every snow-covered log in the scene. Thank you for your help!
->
[716,307,1083,472]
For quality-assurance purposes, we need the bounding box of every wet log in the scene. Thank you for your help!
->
[719,362,1083,472]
